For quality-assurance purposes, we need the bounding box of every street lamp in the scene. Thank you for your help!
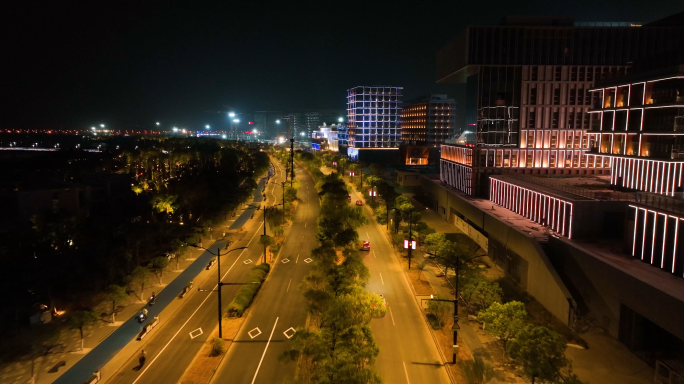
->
[205,125,210,129]
[424,252,487,363]
[338,117,344,123]
[100,124,105,128]
[156,122,160,126]
[186,243,247,338]
[228,112,236,118]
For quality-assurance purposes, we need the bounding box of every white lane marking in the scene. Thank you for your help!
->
[304,258,312,263]
[286,279,292,292]
[189,328,203,339]
[379,272,384,285]
[305,222,307,228]
[131,223,263,384]
[283,327,296,339]
[389,305,396,326]
[296,254,299,263]
[372,249,377,259]
[248,327,262,339]
[281,258,290,263]
[403,361,411,384]
[243,259,253,264]
[251,317,279,384]
[366,231,370,239]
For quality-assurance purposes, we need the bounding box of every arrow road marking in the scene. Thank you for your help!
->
[248,327,262,339]
[189,328,203,339]
[283,327,296,339]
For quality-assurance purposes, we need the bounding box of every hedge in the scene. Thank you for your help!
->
[225,263,270,317]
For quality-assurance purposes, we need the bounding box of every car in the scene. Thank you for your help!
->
[361,241,371,251]
[356,200,363,206]
[348,195,352,201]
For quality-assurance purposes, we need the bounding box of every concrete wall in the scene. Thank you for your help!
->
[422,177,573,324]
[547,237,684,341]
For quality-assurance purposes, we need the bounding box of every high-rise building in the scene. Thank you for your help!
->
[253,111,282,139]
[437,16,684,196]
[401,94,456,146]
[343,86,403,162]
[420,12,684,363]
[286,111,344,140]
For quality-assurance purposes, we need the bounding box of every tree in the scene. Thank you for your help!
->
[507,325,568,384]
[148,256,170,285]
[69,310,99,351]
[259,235,274,263]
[424,233,447,255]
[462,278,503,310]
[128,266,150,300]
[460,356,495,384]
[428,296,452,329]
[151,193,178,215]
[417,261,427,281]
[478,301,527,358]
[104,284,128,323]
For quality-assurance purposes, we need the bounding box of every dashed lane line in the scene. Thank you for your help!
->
[389,305,396,326]
[402,361,411,384]
[379,272,384,285]
[286,279,292,292]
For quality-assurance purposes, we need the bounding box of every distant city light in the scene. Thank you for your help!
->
[222,134,227,139]
[173,127,178,132]
[278,137,285,143]
[181,129,187,133]
[233,119,240,123]
[91,126,96,130]
[156,122,160,126]
[338,117,344,122]
[228,112,236,118]
[300,132,305,136]
[205,125,210,129]
[276,119,280,124]
[100,124,105,128]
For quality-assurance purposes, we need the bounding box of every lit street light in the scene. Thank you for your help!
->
[156,122,160,126]
[205,125,210,129]
[100,124,105,128]
[173,127,178,132]
[228,112,236,118]
[233,119,240,123]
[275,119,280,124]
[338,117,344,122]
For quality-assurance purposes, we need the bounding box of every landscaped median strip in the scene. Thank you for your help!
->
[178,263,271,384]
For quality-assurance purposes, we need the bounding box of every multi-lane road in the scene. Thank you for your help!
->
[107,159,288,384]
[350,187,451,384]
[106,159,449,384]
[210,161,320,383]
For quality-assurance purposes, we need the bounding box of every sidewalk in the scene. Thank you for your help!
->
[402,192,653,384]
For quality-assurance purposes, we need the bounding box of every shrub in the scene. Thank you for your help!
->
[225,263,270,317]
[210,337,225,356]
[460,357,494,384]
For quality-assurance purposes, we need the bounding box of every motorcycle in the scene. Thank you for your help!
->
[138,312,147,323]
[148,295,156,306]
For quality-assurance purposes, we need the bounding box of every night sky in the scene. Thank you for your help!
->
[2,1,682,130]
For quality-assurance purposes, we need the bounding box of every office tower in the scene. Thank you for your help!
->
[343,86,403,162]
[437,15,684,196]
[401,94,456,146]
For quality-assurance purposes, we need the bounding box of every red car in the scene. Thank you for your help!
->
[361,241,371,251]
[348,195,352,201]
[356,200,363,206]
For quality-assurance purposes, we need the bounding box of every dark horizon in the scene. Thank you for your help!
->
[1,1,682,131]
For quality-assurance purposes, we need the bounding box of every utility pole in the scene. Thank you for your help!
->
[408,210,413,269]
[290,138,294,187]
[281,181,286,212]
[263,206,267,264]
[187,243,247,338]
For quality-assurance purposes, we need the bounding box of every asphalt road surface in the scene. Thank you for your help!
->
[210,160,320,384]
[351,187,451,383]
[107,160,287,384]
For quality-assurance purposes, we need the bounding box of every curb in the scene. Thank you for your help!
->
[350,182,457,384]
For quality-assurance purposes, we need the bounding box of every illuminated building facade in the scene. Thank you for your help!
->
[436,16,684,196]
[401,94,456,146]
[343,86,402,162]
